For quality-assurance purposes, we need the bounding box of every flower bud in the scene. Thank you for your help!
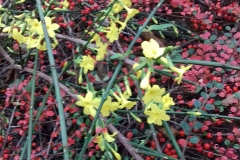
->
[140,70,151,90]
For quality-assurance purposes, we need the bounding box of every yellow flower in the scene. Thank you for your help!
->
[75,91,101,117]
[94,131,118,151]
[90,33,102,47]
[122,0,132,7]
[124,6,139,22]
[132,63,142,79]
[162,93,175,110]
[112,91,136,109]
[106,21,119,43]
[26,35,41,49]
[55,0,69,9]
[95,43,108,61]
[141,39,165,59]
[172,65,192,84]
[36,41,58,51]
[140,70,151,90]
[144,103,170,126]
[11,28,28,44]
[117,20,127,32]
[111,3,124,14]
[79,55,95,74]
[2,26,12,34]
[110,148,121,160]
[142,85,165,104]
[27,18,40,33]
[37,17,59,38]
[119,94,136,109]
[101,97,118,116]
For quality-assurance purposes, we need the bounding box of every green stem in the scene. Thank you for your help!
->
[27,52,38,160]
[130,142,177,160]
[137,150,177,160]
[172,59,240,70]
[36,0,69,159]
[163,121,184,159]
[20,85,54,159]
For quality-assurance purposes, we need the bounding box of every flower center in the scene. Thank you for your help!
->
[153,49,157,55]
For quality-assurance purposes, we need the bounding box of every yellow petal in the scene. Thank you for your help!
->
[140,71,151,90]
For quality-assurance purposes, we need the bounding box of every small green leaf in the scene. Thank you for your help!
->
[233,144,240,149]
[73,113,80,118]
[209,92,216,97]
[218,39,225,45]
[77,118,83,125]
[201,92,207,99]
[205,104,215,110]
[189,136,199,144]
[210,35,217,41]
[132,129,138,135]
[207,83,213,88]
[217,105,224,112]
[214,100,222,106]
[194,100,201,108]
[148,24,173,31]
[187,48,195,54]
[180,122,190,134]
[225,26,231,31]
[224,139,230,146]
[224,33,231,37]
[110,53,124,60]
[193,121,203,130]
[195,85,202,93]
[234,92,240,99]
[236,48,240,53]
[90,156,96,160]
[216,83,224,89]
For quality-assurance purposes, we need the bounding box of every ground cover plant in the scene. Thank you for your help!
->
[0,0,240,159]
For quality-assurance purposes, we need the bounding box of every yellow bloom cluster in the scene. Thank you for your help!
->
[142,85,175,126]
[140,38,192,86]
[89,0,139,61]
[1,16,59,51]
[94,131,121,160]
[75,90,136,117]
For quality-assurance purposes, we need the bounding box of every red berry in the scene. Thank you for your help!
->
[203,143,211,150]
[196,146,203,152]
[7,135,12,141]
[216,136,223,143]
[215,119,222,126]
[177,95,182,100]
[170,149,176,154]
[217,26,222,31]
[81,17,86,22]
[157,132,163,138]
[126,132,133,140]
[166,143,172,149]
[150,78,156,84]
[150,141,156,149]
[233,86,238,92]
[207,151,214,158]
[179,130,185,137]
[206,132,213,139]
[72,119,77,124]
[159,137,165,143]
